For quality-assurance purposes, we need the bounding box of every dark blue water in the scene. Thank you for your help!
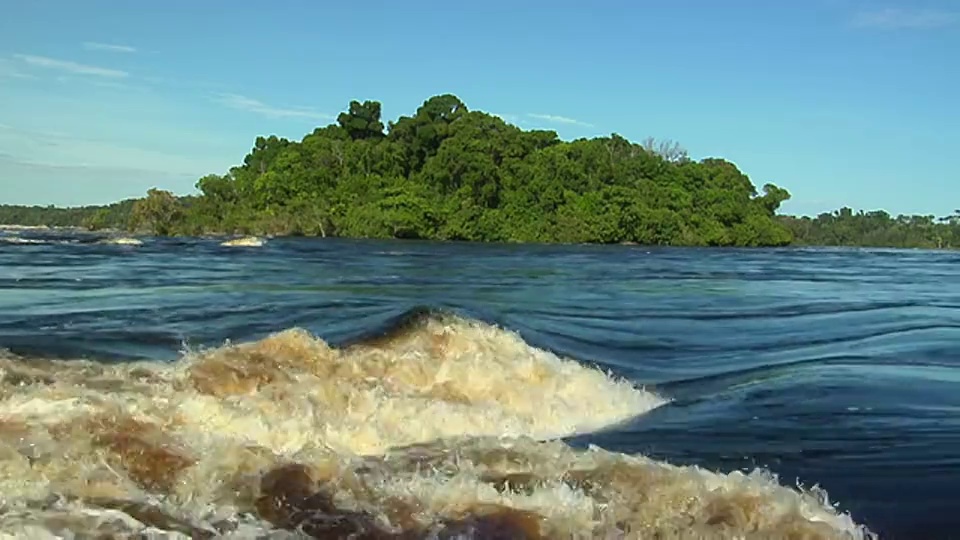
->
[2,229,958,539]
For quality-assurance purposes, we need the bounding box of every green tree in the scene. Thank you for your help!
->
[337,100,386,140]
[129,188,183,235]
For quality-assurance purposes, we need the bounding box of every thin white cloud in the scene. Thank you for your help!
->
[0,156,199,207]
[0,125,226,178]
[216,93,333,121]
[12,53,128,78]
[852,8,958,29]
[526,113,594,128]
[83,42,137,53]
[85,78,129,89]
[0,155,189,178]
[0,58,36,79]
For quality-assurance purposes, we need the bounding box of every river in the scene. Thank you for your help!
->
[0,229,957,539]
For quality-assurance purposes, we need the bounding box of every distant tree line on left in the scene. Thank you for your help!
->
[0,199,138,230]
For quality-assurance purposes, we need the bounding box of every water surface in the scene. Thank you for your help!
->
[1,229,957,538]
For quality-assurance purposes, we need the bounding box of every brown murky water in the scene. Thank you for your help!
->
[0,315,871,539]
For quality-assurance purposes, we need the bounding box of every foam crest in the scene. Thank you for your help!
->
[0,315,874,538]
[0,236,46,245]
[221,236,266,247]
[98,237,143,245]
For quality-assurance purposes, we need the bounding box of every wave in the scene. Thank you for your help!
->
[0,313,873,538]
[97,237,144,246]
[0,236,50,245]
[220,236,266,247]
[0,235,120,246]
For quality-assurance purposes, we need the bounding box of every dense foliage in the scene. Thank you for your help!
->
[1,95,953,249]
[143,94,794,245]
[779,208,960,249]
[0,199,136,230]
[55,95,797,246]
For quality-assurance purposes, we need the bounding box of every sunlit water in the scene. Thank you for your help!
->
[1,228,958,539]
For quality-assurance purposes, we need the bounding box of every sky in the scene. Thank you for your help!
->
[0,0,956,217]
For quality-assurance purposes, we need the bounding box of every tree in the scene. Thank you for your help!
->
[82,208,111,231]
[757,183,791,214]
[129,188,183,235]
[337,100,385,140]
[641,137,689,163]
[242,136,292,175]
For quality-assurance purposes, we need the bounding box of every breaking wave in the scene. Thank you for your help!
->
[0,312,874,538]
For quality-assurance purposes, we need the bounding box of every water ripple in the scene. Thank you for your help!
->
[0,231,957,537]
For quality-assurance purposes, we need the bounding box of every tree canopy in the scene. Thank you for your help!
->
[779,208,959,249]
[1,94,954,249]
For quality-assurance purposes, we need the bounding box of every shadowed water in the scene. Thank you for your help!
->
[1,228,958,539]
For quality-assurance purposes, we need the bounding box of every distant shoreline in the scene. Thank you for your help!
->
[1,224,957,251]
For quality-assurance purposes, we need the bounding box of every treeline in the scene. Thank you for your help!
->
[0,199,136,230]
[6,199,955,250]
[115,94,795,246]
[0,94,953,249]
[779,208,960,249]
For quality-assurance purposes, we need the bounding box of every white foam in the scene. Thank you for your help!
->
[0,316,874,538]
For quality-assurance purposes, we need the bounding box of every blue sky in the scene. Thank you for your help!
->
[0,0,956,217]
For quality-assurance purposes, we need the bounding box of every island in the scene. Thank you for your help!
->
[1,94,957,249]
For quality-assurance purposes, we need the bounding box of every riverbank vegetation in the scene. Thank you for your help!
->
[1,94,955,249]
[0,199,136,230]
[779,209,959,249]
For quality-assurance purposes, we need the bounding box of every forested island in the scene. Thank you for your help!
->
[2,94,957,248]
